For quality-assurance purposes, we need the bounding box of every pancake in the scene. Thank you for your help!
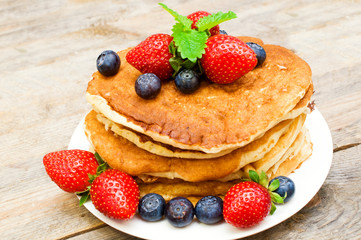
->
[86,37,312,154]
[136,177,241,205]
[268,128,312,178]
[84,110,307,182]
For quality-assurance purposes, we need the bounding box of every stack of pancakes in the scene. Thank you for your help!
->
[84,37,313,204]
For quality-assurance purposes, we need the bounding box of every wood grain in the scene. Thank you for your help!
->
[1,0,360,239]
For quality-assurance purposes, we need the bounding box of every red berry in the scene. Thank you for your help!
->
[43,150,99,193]
[200,35,257,84]
[187,11,220,36]
[223,181,271,228]
[90,169,140,220]
[126,34,174,81]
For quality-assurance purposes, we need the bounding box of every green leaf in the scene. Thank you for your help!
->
[88,173,96,183]
[181,59,197,69]
[96,162,109,175]
[94,152,104,165]
[79,192,90,207]
[169,41,177,56]
[270,192,285,204]
[196,11,237,32]
[159,3,192,30]
[270,202,277,215]
[172,26,208,62]
[269,179,280,192]
[259,171,269,188]
[249,170,259,183]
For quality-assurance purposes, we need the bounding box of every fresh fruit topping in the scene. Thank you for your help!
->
[43,150,99,193]
[219,29,228,35]
[138,193,166,222]
[159,3,237,76]
[223,171,285,228]
[246,42,266,67]
[200,35,258,84]
[165,197,195,228]
[175,69,201,94]
[126,34,174,81]
[223,181,271,228]
[135,73,162,99]
[269,176,295,203]
[195,196,223,224]
[96,50,121,76]
[187,11,220,36]
[90,169,140,220]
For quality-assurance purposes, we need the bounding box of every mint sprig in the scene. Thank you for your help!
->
[196,11,237,32]
[159,3,237,73]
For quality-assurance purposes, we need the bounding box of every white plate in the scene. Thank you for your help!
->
[68,109,333,240]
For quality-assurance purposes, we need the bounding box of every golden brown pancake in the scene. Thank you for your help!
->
[84,110,306,182]
[86,37,312,154]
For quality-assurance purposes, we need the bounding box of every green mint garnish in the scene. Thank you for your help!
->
[159,3,237,74]
[196,11,237,32]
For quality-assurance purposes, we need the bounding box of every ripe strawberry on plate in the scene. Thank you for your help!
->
[187,11,220,36]
[223,170,285,228]
[90,169,140,220]
[223,181,271,228]
[200,34,257,84]
[43,149,99,193]
[126,33,174,81]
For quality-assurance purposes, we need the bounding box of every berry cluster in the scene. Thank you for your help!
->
[95,4,267,99]
[43,150,295,228]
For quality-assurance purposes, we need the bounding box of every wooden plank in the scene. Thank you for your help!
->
[0,0,360,239]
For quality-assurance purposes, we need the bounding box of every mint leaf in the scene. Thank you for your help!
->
[172,24,208,62]
[249,170,259,183]
[159,3,192,30]
[197,11,237,32]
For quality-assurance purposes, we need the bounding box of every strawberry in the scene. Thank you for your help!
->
[43,149,99,193]
[90,169,140,220]
[223,181,271,228]
[200,34,257,84]
[187,11,220,36]
[223,171,285,228]
[126,33,174,81]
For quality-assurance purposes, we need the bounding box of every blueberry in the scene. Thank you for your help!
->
[246,42,266,67]
[96,50,121,76]
[269,176,295,203]
[219,30,228,35]
[138,193,166,222]
[195,196,223,224]
[165,197,194,228]
[175,69,201,94]
[135,73,161,99]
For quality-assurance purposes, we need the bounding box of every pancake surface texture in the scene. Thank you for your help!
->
[86,37,312,153]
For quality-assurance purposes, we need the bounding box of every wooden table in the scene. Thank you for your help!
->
[1,0,360,239]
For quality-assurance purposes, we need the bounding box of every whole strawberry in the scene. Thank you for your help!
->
[200,34,257,84]
[187,11,220,36]
[43,149,99,193]
[223,181,271,228]
[126,33,174,81]
[90,169,140,220]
